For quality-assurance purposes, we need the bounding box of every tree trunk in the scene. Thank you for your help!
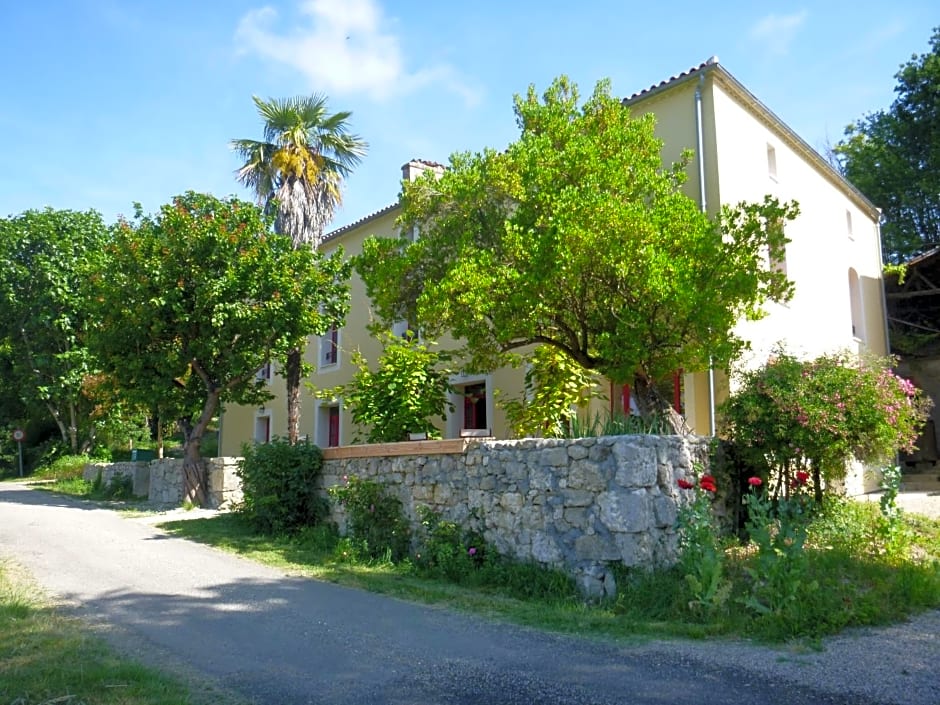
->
[286,346,302,445]
[46,401,69,447]
[631,372,692,436]
[811,459,824,506]
[180,392,220,507]
[68,401,79,453]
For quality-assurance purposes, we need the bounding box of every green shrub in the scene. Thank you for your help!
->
[236,438,329,534]
[31,453,91,480]
[99,473,134,500]
[414,506,487,581]
[329,476,411,561]
[337,331,453,443]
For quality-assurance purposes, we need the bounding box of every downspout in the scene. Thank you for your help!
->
[695,72,717,436]
[874,210,891,357]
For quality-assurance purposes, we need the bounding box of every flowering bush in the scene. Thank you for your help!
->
[675,471,731,615]
[721,350,932,503]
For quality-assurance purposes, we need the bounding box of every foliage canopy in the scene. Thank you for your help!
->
[836,27,940,262]
[86,192,349,503]
[0,208,115,453]
[356,76,797,427]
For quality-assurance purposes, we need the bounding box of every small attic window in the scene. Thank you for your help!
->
[846,210,854,239]
[767,144,778,181]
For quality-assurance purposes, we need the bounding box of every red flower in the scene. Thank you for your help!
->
[677,478,695,490]
[795,471,810,485]
[699,477,717,493]
[748,477,762,487]
[700,474,716,485]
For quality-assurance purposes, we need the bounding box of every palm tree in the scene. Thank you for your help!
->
[232,94,367,444]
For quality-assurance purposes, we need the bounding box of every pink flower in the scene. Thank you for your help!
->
[468,547,477,556]
[748,477,762,487]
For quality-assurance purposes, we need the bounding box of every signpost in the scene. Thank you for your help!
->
[12,429,24,477]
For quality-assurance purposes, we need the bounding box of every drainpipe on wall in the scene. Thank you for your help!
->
[874,210,892,357]
[695,72,717,437]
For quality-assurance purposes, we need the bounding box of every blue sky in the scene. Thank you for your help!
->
[1,1,936,231]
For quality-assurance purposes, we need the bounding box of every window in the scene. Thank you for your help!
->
[255,360,272,383]
[767,144,778,181]
[846,209,854,239]
[448,376,493,438]
[254,413,271,444]
[319,326,339,367]
[391,319,411,338]
[849,268,865,340]
[316,402,341,447]
[462,383,487,430]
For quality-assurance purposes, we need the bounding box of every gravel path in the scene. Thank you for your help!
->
[1,481,937,705]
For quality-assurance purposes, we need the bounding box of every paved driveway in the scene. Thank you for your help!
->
[0,482,936,704]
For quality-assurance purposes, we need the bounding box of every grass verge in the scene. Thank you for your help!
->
[0,560,244,705]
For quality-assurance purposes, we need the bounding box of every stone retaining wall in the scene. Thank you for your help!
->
[85,436,708,596]
[319,435,710,597]
[84,457,242,509]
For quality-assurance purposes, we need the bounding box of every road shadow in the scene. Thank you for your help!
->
[0,481,114,512]
[52,572,881,705]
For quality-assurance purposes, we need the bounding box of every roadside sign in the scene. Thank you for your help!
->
[12,429,24,477]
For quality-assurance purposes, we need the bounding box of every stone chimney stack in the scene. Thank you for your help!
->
[401,158,445,182]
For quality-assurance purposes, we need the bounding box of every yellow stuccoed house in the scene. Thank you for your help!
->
[219,59,887,465]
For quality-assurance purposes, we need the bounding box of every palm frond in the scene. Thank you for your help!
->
[232,93,368,245]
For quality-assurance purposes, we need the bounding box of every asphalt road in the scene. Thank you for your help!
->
[0,482,936,705]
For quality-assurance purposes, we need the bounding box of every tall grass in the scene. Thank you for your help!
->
[568,411,671,437]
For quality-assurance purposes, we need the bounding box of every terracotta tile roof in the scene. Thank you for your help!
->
[407,158,446,169]
[622,57,719,105]
[322,202,399,243]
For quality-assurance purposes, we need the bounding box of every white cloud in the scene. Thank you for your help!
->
[748,11,809,56]
[235,0,479,105]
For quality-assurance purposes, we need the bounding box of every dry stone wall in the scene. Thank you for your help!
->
[84,457,242,509]
[319,435,710,598]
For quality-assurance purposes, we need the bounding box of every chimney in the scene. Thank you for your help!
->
[401,158,445,182]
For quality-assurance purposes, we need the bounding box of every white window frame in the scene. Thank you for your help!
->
[254,410,272,444]
[314,399,343,448]
[447,374,494,439]
[766,143,778,181]
[318,326,341,371]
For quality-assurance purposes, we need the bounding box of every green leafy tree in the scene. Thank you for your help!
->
[232,94,367,444]
[0,208,113,453]
[836,27,940,262]
[86,192,350,504]
[337,331,453,443]
[356,76,797,432]
[721,350,932,504]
